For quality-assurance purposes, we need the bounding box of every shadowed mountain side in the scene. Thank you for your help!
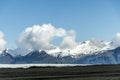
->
[0,50,14,64]
[75,47,120,64]
[13,50,61,64]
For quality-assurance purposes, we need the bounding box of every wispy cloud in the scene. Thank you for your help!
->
[0,31,6,53]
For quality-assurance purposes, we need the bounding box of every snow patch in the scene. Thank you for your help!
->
[0,64,90,68]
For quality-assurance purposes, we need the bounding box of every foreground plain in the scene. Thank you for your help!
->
[0,64,120,80]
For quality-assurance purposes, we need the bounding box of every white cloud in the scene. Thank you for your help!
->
[6,24,120,56]
[0,31,6,53]
[89,38,106,48]
[60,36,78,49]
[110,32,120,48]
[16,24,74,50]
[60,30,77,49]
[17,24,120,56]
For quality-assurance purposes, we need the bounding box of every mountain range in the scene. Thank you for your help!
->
[0,38,120,64]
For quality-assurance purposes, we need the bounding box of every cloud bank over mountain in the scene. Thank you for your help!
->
[16,24,77,51]
[15,24,120,57]
[0,31,6,53]
[1,24,120,57]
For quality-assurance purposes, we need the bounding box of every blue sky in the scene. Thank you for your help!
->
[0,0,120,48]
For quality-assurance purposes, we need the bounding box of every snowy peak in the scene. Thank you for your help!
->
[5,37,120,58]
[45,39,106,57]
[1,48,10,56]
[53,39,109,57]
[1,45,120,64]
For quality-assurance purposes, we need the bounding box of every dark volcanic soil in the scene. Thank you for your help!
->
[0,64,120,80]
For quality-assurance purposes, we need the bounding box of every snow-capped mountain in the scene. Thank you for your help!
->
[46,38,113,57]
[0,46,119,64]
[0,38,120,64]
[5,38,116,58]
[0,49,14,64]
[75,47,120,64]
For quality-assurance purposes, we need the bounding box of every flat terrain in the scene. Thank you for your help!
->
[0,64,120,80]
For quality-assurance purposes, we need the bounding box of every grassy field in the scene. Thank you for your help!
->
[0,64,120,80]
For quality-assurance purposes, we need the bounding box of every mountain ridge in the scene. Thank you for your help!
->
[0,46,120,64]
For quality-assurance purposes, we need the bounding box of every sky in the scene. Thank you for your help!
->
[0,0,120,49]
